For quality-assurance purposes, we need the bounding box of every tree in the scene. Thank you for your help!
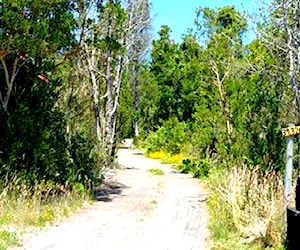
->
[149,26,184,123]
[125,0,152,137]
[0,0,104,186]
[0,0,76,112]
[258,0,300,119]
[194,6,247,151]
[79,0,151,167]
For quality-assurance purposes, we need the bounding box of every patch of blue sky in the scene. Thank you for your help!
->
[150,0,265,44]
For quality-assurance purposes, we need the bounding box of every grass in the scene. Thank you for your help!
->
[148,167,165,176]
[0,230,20,249]
[206,165,285,249]
[0,178,91,249]
[147,151,185,165]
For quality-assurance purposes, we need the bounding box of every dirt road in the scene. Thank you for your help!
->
[19,148,209,250]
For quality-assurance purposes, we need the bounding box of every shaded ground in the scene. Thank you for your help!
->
[14,148,210,250]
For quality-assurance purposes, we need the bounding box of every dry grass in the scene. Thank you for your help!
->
[207,165,285,249]
[0,178,90,249]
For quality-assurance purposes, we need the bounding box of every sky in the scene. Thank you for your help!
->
[150,0,260,43]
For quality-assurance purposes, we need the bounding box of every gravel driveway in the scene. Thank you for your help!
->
[16,148,210,250]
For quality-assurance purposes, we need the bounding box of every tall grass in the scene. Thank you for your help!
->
[0,177,90,249]
[207,165,285,250]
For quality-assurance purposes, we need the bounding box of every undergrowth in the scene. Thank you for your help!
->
[0,178,91,249]
[206,165,285,250]
[177,158,211,178]
[147,151,185,164]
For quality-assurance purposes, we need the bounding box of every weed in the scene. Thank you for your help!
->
[207,165,285,249]
[147,151,185,165]
[0,230,20,249]
[177,158,211,178]
[147,151,168,160]
[148,168,165,176]
[161,153,186,164]
[0,178,90,249]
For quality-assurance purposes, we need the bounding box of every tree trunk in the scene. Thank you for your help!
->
[211,62,232,146]
[85,46,102,141]
[0,56,19,112]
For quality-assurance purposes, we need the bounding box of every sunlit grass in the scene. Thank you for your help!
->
[147,151,168,160]
[0,178,91,249]
[147,151,185,165]
[206,165,285,249]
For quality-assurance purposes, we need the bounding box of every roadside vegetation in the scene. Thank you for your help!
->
[147,148,286,249]
[0,179,90,249]
[0,0,299,249]
[137,3,297,249]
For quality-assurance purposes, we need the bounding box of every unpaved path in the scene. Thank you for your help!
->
[17,148,209,250]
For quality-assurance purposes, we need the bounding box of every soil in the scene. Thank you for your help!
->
[13,148,210,250]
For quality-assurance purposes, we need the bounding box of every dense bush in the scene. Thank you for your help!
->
[0,77,101,188]
[144,117,187,154]
[177,158,211,178]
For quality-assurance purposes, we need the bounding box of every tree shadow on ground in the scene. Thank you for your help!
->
[93,181,128,202]
[132,152,143,156]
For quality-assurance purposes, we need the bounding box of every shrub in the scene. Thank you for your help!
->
[177,158,211,178]
[144,117,187,154]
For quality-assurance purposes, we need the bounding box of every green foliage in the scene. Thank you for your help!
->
[195,6,247,43]
[118,73,135,139]
[0,0,75,58]
[145,118,187,154]
[0,1,101,188]
[139,6,286,172]
[0,230,20,249]
[177,158,211,178]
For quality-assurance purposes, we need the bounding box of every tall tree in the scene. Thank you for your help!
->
[149,26,184,123]
[80,0,151,167]
[194,6,247,151]
[258,0,300,119]
[126,0,152,137]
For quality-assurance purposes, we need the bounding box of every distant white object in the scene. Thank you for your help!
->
[122,138,133,148]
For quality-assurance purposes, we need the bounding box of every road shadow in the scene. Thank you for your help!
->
[132,152,144,156]
[93,181,128,202]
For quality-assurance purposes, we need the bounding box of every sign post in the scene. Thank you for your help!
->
[284,134,293,205]
[282,125,300,249]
